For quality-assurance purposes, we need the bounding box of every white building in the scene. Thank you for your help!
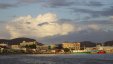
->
[97,45,113,53]
[0,43,8,47]
[20,41,36,46]
[11,45,21,50]
[0,43,8,53]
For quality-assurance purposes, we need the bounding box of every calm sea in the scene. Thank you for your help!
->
[0,54,113,64]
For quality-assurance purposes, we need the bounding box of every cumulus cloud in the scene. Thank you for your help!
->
[5,12,113,40]
[6,13,112,39]
[6,13,74,38]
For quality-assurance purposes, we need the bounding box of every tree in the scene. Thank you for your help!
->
[55,44,63,49]
[25,44,36,49]
[63,48,70,53]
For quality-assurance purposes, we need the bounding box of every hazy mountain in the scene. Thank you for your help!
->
[80,41,96,50]
[104,40,113,46]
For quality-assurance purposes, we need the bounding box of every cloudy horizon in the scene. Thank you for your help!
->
[0,0,113,44]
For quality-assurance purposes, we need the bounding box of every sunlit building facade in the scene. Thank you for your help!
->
[11,45,21,50]
[20,41,37,46]
[62,42,80,50]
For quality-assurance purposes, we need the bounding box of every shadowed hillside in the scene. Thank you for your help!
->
[0,37,43,45]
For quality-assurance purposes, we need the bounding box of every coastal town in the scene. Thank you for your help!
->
[0,38,113,54]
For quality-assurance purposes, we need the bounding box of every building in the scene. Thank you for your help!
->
[11,45,21,50]
[96,45,113,53]
[49,44,56,49]
[36,45,49,53]
[0,43,8,46]
[0,47,4,53]
[62,42,80,50]
[85,45,113,54]
[0,43,9,53]
[20,41,37,46]
[85,47,98,54]
[37,45,49,50]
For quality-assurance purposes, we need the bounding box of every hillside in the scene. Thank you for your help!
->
[0,37,43,45]
[80,41,96,50]
[104,40,113,46]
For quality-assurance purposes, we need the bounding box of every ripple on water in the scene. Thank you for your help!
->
[0,54,113,64]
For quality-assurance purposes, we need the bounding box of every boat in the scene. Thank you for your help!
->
[97,50,106,54]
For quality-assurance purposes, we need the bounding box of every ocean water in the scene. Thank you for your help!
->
[0,54,113,64]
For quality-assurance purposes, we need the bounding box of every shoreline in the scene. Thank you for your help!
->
[0,53,113,55]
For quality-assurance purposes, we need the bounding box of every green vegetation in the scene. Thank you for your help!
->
[63,48,70,53]
[24,44,36,49]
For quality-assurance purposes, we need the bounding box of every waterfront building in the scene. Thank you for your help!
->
[0,44,11,53]
[37,45,49,50]
[0,47,4,53]
[0,43,9,53]
[11,45,21,50]
[21,48,27,52]
[0,43,8,46]
[51,49,56,53]
[85,47,97,51]
[72,50,87,53]
[85,47,98,54]
[62,42,80,50]
[36,45,49,53]
[96,45,113,53]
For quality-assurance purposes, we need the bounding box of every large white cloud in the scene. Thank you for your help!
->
[5,13,113,39]
[6,13,74,38]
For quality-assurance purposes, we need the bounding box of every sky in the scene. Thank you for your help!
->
[0,0,113,44]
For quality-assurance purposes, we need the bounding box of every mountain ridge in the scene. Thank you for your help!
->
[0,37,43,45]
